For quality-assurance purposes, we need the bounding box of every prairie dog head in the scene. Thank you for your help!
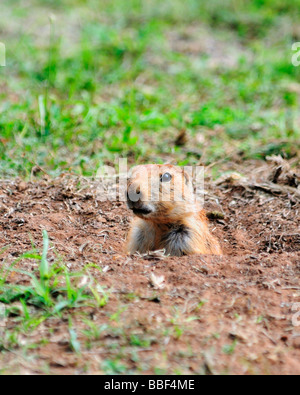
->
[126,164,198,223]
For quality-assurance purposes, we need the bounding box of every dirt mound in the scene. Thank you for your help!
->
[0,175,299,374]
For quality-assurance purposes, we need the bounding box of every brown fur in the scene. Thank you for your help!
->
[126,165,222,257]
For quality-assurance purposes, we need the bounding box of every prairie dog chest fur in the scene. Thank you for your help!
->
[126,164,222,257]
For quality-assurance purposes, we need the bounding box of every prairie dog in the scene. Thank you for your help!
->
[126,164,222,257]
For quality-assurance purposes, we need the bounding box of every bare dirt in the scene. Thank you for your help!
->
[0,165,299,375]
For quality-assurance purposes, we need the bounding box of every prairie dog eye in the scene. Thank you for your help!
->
[160,172,172,183]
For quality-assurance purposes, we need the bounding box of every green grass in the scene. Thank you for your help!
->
[0,231,110,354]
[0,231,107,318]
[0,0,299,178]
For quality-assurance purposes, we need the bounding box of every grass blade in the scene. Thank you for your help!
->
[40,230,49,281]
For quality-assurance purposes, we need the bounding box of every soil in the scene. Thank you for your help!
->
[0,168,299,375]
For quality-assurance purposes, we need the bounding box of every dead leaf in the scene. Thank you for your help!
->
[150,273,166,290]
[175,129,188,146]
